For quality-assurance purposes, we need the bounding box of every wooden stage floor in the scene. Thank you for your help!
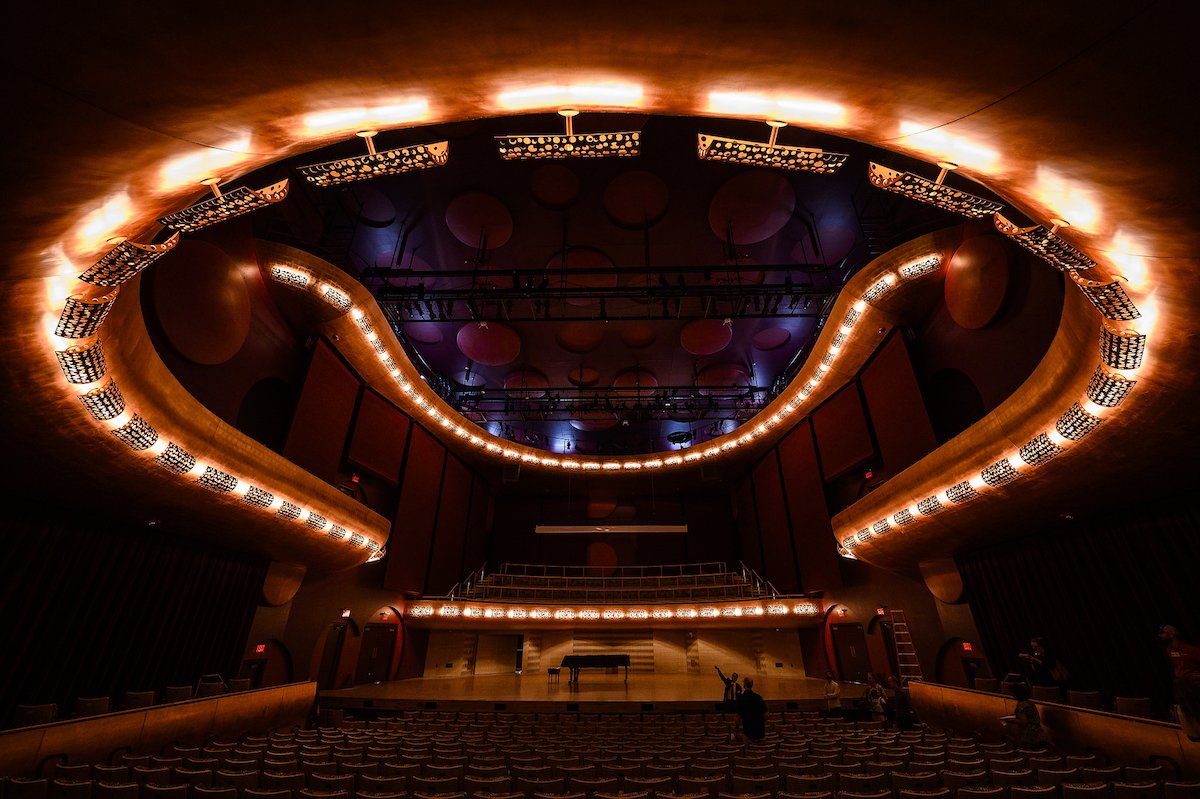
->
[321,673,865,714]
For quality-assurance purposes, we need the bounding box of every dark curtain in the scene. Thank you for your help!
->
[957,493,1200,717]
[0,503,267,721]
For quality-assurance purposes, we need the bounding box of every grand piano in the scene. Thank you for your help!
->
[560,653,631,684]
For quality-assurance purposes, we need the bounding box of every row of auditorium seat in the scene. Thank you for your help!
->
[969,683,1153,719]
[9,679,255,728]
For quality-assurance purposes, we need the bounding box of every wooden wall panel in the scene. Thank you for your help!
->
[751,452,799,593]
[462,477,491,574]
[861,334,937,477]
[426,456,472,595]
[777,420,843,591]
[811,383,874,480]
[348,390,411,483]
[282,340,360,484]
[734,476,763,572]
[383,426,446,595]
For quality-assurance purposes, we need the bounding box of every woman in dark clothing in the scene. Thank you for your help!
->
[1002,682,1046,748]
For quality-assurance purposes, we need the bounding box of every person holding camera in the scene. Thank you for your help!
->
[1019,637,1069,698]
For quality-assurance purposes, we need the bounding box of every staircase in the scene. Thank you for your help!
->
[890,609,924,685]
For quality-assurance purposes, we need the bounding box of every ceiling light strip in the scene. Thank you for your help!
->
[869,162,1003,218]
[158,179,290,232]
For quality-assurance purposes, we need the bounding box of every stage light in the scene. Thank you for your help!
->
[994,214,1096,271]
[299,131,449,186]
[697,121,848,174]
[869,161,1002,218]
[79,233,181,287]
[158,178,289,233]
[495,109,639,159]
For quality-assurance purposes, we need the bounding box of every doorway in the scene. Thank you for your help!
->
[355,622,398,684]
[831,622,872,683]
[316,621,348,690]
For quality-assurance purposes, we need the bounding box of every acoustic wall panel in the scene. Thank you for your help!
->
[283,339,360,484]
[348,389,412,482]
[734,476,764,572]
[462,476,491,573]
[861,334,938,475]
[812,382,875,480]
[383,426,446,594]
[426,456,472,594]
[777,420,843,591]
[752,451,799,592]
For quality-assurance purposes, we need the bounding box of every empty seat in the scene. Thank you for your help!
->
[1032,687,1061,703]
[1125,769,1166,785]
[1010,789,1058,799]
[1040,771,1084,788]
[1112,784,1161,799]
[517,777,567,795]
[93,784,139,799]
[13,704,57,726]
[1163,783,1200,799]
[131,768,172,786]
[48,780,92,799]
[893,773,940,794]
[993,770,1037,787]
[243,791,290,799]
[943,772,989,791]
[1062,785,1112,799]
[55,767,94,781]
[297,792,348,799]
[173,770,213,788]
[141,786,187,799]
[788,774,835,794]
[6,780,49,799]
[93,769,129,783]
[121,690,157,709]
[226,678,253,692]
[840,773,888,794]
[258,775,304,793]
[898,789,951,799]
[411,776,461,794]
[1068,691,1104,710]
[213,771,258,792]
[196,681,226,699]
[1083,769,1123,784]
[162,686,194,703]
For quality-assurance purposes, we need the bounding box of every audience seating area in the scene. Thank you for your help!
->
[456,563,775,603]
[10,678,255,728]
[3,710,1197,799]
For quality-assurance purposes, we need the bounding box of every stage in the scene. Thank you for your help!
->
[320,673,866,714]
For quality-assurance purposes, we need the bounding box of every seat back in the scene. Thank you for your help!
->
[13,704,57,726]
[162,686,194,703]
[1068,691,1104,710]
[73,697,111,718]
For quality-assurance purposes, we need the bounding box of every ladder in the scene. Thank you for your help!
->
[890,609,924,685]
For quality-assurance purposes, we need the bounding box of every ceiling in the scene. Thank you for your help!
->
[2,1,1195,573]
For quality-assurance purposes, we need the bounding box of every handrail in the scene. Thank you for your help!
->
[495,561,730,578]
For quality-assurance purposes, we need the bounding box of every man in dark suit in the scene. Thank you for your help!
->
[736,676,768,743]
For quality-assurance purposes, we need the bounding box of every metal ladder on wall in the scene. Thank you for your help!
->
[891,609,924,684]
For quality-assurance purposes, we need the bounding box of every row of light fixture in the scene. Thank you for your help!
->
[406,600,822,621]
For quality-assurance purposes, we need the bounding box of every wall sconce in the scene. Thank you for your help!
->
[697,121,848,173]
[155,442,198,474]
[1019,432,1064,466]
[1069,271,1141,321]
[55,340,107,384]
[79,233,181,287]
[1100,325,1146,370]
[1086,366,1136,408]
[1055,403,1102,441]
[199,466,237,493]
[995,215,1096,271]
[79,379,125,421]
[869,161,1003,218]
[495,109,640,159]
[56,292,118,339]
[981,458,1022,487]
[111,414,158,451]
[158,177,290,232]
[299,130,449,186]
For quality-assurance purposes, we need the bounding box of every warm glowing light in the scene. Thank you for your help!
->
[652,609,673,619]
[767,604,788,616]
[502,449,520,459]
[484,608,504,618]
[186,461,207,479]
[562,461,581,470]
[464,607,483,618]
[438,605,461,617]
[622,461,642,470]
[602,609,625,620]
[1106,229,1151,290]
[530,608,551,619]
[579,609,600,620]
[507,608,528,619]
[700,607,719,618]
[602,462,621,470]
[409,605,434,617]
[707,92,846,126]
[159,134,253,191]
[897,121,998,170]
[1082,400,1108,416]
[1048,429,1069,446]
[541,457,560,467]
[301,100,430,136]
[643,459,663,468]
[664,456,683,466]
[74,192,135,252]
[521,453,540,464]
[1130,295,1159,337]
[628,609,649,620]
[496,83,643,110]
[1032,165,1102,232]
[684,453,702,462]
[554,609,575,620]
[231,480,250,498]
[676,608,697,619]
[968,475,986,490]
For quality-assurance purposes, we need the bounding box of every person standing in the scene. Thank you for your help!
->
[823,670,842,715]
[736,676,768,743]
[865,672,888,726]
[1001,682,1046,748]
[715,666,741,705]
[1019,637,1068,697]
[1159,625,1200,741]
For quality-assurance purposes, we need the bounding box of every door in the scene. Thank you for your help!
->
[831,622,872,683]
[355,623,398,684]
[316,621,348,690]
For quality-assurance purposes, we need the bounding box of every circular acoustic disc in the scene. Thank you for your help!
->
[586,493,618,519]
[567,367,600,387]
[547,247,616,307]
[530,163,580,209]
[570,411,619,431]
[618,322,656,348]
[503,368,548,398]
[445,191,513,249]
[153,240,251,365]
[752,327,791,351]
[945,234,1010,330]
[612,369,658,389]
[711,256,766,286]
[587,541,619,574]
[456,321,521,366]
[556,321,605,353]
[403,321,444,345]
[680,318,733,356]
[696,362,750,393]
[815,216,858,263]
[708,169,796,244]
[603,170,670,229]
[342,184,396,227]
[456,369,486,387]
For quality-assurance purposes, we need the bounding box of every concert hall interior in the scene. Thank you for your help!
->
[3,0,1199,781]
